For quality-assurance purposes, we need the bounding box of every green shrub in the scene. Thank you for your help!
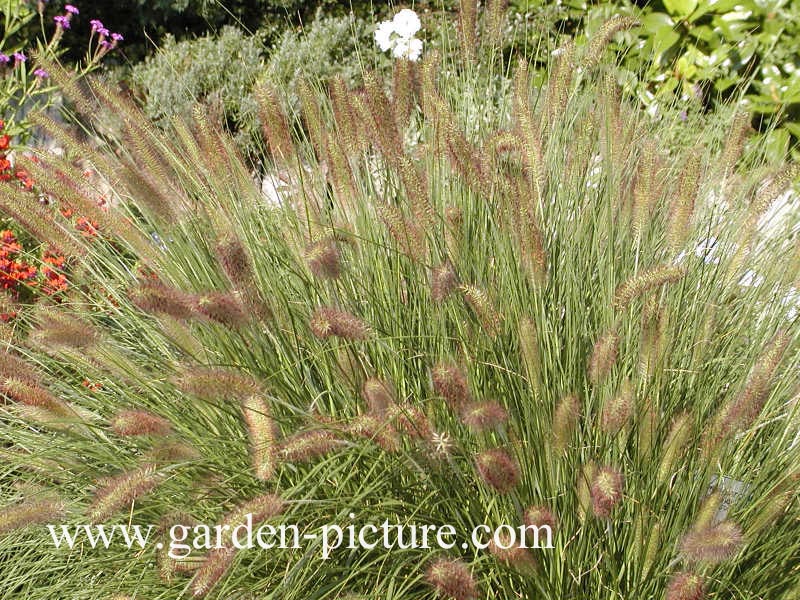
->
[130,14,377,157]
[1,6,799,600]
[509,0,800,157]
[263,12,375,105]
[131,26,264,134]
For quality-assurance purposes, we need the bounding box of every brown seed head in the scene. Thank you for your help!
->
[425,558,479,600]
[475,448,521,494]
[590,466,624,518]
[111,410,172,437]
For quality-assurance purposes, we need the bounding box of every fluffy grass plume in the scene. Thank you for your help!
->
[1,5,799,600]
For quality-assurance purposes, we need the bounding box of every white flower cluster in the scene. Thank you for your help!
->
[374,9,423,62]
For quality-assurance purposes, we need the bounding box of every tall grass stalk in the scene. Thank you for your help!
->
[1,5,799,600]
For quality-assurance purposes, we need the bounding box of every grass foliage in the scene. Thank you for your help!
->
[1,4,799,599]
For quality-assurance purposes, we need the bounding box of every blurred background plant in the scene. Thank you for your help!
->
[1,0,119,311]
[508,0,800,159]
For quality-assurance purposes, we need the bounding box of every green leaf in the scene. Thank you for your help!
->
[664,0,698,18]
[642,12,681,55]
[762,128,790,163]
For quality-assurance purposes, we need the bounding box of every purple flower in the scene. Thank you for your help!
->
[13,52,26,63]
[89,19,103,31]
[33,68,49,79]
[97,27,110,37]
[679,110,688,122]
[100,40,113,49]
[111,32,123,42]
[0,54,10,64]
[65,4,79,13]
[54,14,70,28]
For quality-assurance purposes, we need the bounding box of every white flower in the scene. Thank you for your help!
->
[392,36,423,61]
[374,9,423,61]
[374,20,395,52]
[430,431,452,456]
[392,8,421,38]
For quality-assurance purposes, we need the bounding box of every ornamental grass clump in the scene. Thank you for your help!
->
[0,4,799,600]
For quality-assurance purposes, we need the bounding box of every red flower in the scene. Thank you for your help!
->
[82,379,103,391]
[0,230,37,292]
[0,135,9,150]
[75,217,99,238]
[41,249,69,295]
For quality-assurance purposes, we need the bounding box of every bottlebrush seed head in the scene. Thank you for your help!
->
[145,440,202,465]
[1,377,64,412]
[600,378,634,435]
[191,546,236,598]
[552,394,581,452]
[386,403,433,440]
[613,264,686,311]
[523,505,557,532]
[431,362,472,408]
[488,529,537,573]
[88,464,163,524]
[195,292,248,328]
[518,317,541,388]
[679,520,743,564]
[0,498,65,534]
[719,110,752,175]
[279,430,342,463]
[222,493,284,530]
[309,307,371,341]
[460,401,508,432]
[0,351,41,386]
[658,412,692,484]
[712,330,790,443]
[590,466,624,518]
[241,395,277,481]
[31,310,100,351]
[345,414,401,453]
[666,572,706,600]
[692,492,723,532]
[431,262,458,303]
[110,410,172,436]
[254,84,294,164]
[587,328,619,385]
[215,234,252,286]
[583,15,641,70]
[130,281,195,321]
[577,462,597,522]
[475,448,521,494]
[425,558,479,600]
[173,366,261,401]
[304,238,341,279]
[362,377,397,417]
[460,284,502,337]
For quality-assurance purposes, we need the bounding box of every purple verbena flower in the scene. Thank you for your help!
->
[65,4,79,13]
[33,68,49,79]
[13,52,26,63]
[111,32,123,42]
[89,19,103,32]
[54,14,70,28]
[98,27,110,37]
[100,40,113,49]
[0,54,10,64]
